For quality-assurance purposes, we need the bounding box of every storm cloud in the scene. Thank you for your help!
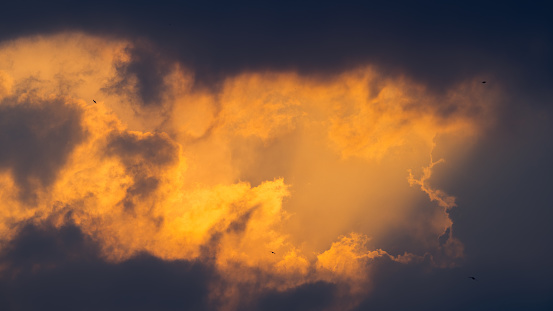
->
[0,223,213,311]
[3,1,552,97]
[0,1,552,310]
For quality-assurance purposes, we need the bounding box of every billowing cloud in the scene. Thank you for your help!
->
[0,32,538,310]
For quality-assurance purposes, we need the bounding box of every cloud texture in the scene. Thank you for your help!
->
[0,8,552,307]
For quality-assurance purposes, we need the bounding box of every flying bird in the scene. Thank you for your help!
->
[468,276,477,280]
[271,251,275,254]
[93,99,96,103]
[481,81,486,83]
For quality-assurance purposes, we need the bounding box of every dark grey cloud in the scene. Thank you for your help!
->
[353,253,553,311]
[438,115,553,266]
[386,108,553,310]
[2,1,552,98]
[358,104,553,310]
[0,220,342,311]
[2,220,550,311]
[254,281,338,311]
[0,222,215,311]
[0,96,85,202]
[0,222,100,275]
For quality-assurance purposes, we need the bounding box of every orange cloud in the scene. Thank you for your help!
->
[0,32,499,309]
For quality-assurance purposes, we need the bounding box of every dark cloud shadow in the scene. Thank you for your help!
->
[0,96,85,203]
[103,40,174,108]
[0,222,215,311]
[2,1,552,99]
[353,256,553,311]
[254,281,338,311]
[105,131,179,168]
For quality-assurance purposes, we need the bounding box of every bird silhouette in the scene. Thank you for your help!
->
[93,99,96,103]
[271,251,275,254]
[468,276,477,280]
[481,81,486,84]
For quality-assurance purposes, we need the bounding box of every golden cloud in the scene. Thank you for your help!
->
[0,32,499,308]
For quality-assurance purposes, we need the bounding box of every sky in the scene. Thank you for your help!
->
[0,1,552,310]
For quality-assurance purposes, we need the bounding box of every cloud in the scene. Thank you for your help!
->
[1,1,552,308]
[407,157,465,266]
[0,70,13,99]
[103,40,174,108]
[0,32,516,310]
[0,223,214,311]
[0,222,100,274]
[253,281,338,311]
[3,0,552,103]
[408,158,458,210]
[0,95,85,202]
[106,131,179,167]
